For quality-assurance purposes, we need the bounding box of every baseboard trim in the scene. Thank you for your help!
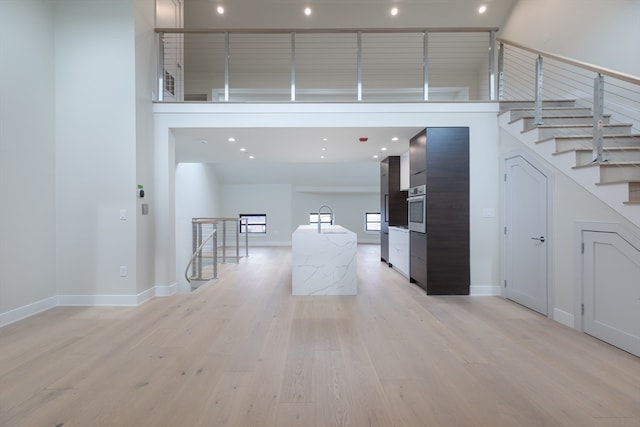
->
[553,307,575,328]
[57,294,140,306]
[1,284,183,328]
[0,296,58,328]
[470,285,501,296]
[154,282,178,297]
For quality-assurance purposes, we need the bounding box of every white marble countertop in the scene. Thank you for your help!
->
[291,224,357,295]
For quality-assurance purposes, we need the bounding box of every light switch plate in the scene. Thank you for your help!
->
[119,209,127,220]
[482,208,496,218]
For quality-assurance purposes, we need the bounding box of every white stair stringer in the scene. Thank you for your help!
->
[499,111,640,227]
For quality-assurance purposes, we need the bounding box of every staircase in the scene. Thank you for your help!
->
[498,99,640,225]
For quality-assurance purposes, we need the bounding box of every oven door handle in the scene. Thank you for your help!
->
[407,195,425,202]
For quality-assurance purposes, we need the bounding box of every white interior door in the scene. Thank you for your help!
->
[505,156,548,315]
[583,230,640,357]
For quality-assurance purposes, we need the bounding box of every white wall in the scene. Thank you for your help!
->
[499,129,640,321]
[175,163,222,289]
[0,0,57,322]
[219,184,293,245]
[135,0,158,295]
[501,0,640,77]
[53,0,148,299]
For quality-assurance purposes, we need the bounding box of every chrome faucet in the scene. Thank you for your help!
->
[317,205,333,233]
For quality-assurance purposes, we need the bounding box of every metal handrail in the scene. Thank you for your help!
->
[497,37,640,86]
[184,227,217,284]
[156,27,499,34]
[498,37,640,164]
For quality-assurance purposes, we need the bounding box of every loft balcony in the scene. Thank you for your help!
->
[155,27,500,103]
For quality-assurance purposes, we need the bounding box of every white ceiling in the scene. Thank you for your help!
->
[172,0,517,185]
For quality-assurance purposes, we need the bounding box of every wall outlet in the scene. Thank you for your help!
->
[119,209,127,220]
[119,266,127,277]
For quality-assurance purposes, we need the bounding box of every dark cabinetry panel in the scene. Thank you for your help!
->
[409,231,427,290]
[409,127,470,295]
[380,156,407,263]
[409,129,427,188]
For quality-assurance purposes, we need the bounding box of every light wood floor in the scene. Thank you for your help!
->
[1,245,639,427]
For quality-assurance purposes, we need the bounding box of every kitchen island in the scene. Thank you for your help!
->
[291,224,357,295]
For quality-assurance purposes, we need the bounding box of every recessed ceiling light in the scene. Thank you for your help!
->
[381,147,388,151]
[240,147,246,152]
[199,139,207,144]
[320,155,325,159]
[227,137,235,142]
[322,138,328,141]
[304,7,312,16]
[390,7,398,16]
[391,136,399,141]
[217,5,224,14]
[249,155,255,159]
[478,5,487,14]
[322,147,326,151]
[373,154,379,159]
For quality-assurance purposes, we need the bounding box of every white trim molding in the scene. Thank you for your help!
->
[0,296,58,328]
[470,285,502,296]
[0,284,180,328]
[553,307,574,328]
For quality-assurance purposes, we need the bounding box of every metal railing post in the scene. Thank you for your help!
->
[489,30,496,101]
[244,218,249,257]
[222,221,227,263]
[534,55,544,125]
[196,222,202,278]
[497,42,504,100]
[423,32,429,101]
[357,32,362,101]
[213,223,218,279]
[224,32,230,102]
[191,220,197,279]
[593,74,605,163]
[235,219,240,263]
[157,32,164,102]
[291,32,296,101]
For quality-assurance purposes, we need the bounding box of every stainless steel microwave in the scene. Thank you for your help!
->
[407,185,426,233]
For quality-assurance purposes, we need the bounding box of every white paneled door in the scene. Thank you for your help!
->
[505,156,548,315]
[582,230,640,357]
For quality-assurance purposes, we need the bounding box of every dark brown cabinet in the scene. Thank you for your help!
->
[409,129,427,188]
[409,127,470,295]
[380,156,407,263]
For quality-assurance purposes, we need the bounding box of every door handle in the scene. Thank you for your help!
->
[531,236,546,243]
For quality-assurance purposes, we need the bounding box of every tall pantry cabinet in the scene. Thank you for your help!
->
[409,127,470,295]
[380,156,407,263]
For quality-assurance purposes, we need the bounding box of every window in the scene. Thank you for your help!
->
[309,213,333,225]
[164,69,175,96]
[239,214,267,233]
[365,212,381,231]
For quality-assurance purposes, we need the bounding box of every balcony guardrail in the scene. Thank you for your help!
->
[155,27,499,103]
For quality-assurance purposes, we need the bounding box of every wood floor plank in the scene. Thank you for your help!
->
[0,245,638,426]
[275,402,316,427]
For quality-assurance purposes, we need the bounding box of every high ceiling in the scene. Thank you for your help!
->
[171,0,518,185]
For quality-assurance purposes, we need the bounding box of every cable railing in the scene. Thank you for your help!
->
[185,217,249,288]
[155,27,499,103]
[498,38,640,165]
